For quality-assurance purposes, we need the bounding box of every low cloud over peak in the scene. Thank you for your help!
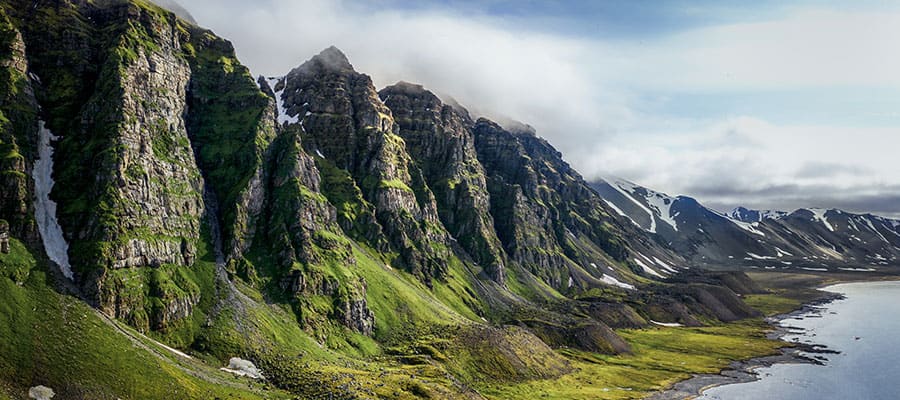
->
[175,0,900,218]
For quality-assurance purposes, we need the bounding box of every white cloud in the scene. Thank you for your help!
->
[603,9,900,91]
[173,0,900,214]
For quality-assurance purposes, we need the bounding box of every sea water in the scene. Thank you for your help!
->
[700,280,900,400]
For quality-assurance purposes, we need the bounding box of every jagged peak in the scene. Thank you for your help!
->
[150,0,197,24]
[294,45,354,75]
[380,82,476,123]
[380,81,441,104]
[378,81,444,107]
[474,117,504,131]
[500,119,537,137]
[440,94,473,121]
[386,80,426,93]
[730,206,788,223]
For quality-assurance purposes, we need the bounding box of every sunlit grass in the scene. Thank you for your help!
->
[479,319,783,400]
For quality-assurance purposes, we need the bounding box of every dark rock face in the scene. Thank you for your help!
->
[0,9,38,242]
[0,219,9,253]
[595,177,900,269]
[3,0,269,331]
[184,29,276,263]
[271,47,453,285]
[472,118,663,290]
[380,82,507,283]
[337,293,375,336]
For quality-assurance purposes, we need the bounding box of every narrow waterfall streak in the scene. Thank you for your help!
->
[33,120,73,279]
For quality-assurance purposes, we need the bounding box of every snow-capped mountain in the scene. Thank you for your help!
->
[591,178,900,271]
[729,207,788,223]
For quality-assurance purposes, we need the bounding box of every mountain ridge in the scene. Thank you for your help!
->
[0,1,873,398]
[592,177,900,271]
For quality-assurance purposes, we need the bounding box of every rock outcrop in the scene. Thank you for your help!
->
[380,82,507,284]
[267,47,453,285]
[0,7,37,242]
[2,0,265,331]
[472,118,671,292]
[0,219,9,253]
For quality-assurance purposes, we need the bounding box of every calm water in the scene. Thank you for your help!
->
[700,281,900,400]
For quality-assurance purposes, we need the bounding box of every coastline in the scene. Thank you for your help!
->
[644,284,847,400]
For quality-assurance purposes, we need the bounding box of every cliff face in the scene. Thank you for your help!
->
[263,47,454,286]
[380,82,507,284]
[0,7,37,242]
[1,0,281,332]
[472,119,678,293]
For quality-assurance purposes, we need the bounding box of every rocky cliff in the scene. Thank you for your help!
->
[380,82,507,284]
[260,48,454,286]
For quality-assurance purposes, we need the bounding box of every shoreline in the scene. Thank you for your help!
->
[644,283,848,400]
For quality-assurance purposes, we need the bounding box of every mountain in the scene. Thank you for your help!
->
[744,207,900,267]
[592,178,900,271]
[0,1,774,398]
[729,206,788,223]
[153,0,196,23]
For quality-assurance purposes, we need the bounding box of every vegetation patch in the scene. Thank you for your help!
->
[480,319,783,400]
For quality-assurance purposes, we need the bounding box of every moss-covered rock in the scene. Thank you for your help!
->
[380,82,508,284]
[0,5,37,241]
[263,47,454,285]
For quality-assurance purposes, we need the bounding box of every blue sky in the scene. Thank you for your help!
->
[175,0,900,217]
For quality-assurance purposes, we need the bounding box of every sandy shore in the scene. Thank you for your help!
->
[644,292,844,400]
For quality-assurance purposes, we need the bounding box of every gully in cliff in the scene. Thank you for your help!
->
[33,120,73,279]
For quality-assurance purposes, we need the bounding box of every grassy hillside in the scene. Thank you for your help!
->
[0,238,292,399]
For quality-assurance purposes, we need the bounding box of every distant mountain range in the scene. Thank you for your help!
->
[592,177,900,272]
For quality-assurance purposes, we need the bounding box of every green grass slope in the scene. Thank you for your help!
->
[0,238,292,399]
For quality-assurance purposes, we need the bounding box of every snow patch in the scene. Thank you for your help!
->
[650,320,683,327]
[267,76,300,125]
[33,121,73,280]
[644,192,678,231]
[600,274,635,290]
[861,217,890,243]
[730,219,766,237]
[838,267,876,272]
[808,208,834,232]
[848,218,860,232]
[634,258,665,278]
[746,252,775,260]
[774,247,794,257]
[607,179,658,233]
[801,267,828,272]
[603,199,642,228]
[221,357,264,379]
[653,257,677,273]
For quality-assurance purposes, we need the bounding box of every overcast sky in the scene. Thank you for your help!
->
[171,0,900,218]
